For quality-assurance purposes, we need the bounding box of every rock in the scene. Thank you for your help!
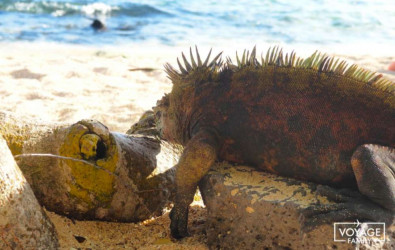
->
[200,163,394,249]
[1,114,181,223]
[91,19,105,31]
[0,136,59,249]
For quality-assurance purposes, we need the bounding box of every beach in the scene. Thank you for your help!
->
[0,42,394,248]
[1,42,394,132]
[0,42,178,133]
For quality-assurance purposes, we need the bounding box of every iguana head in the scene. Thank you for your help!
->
[154,47,223,145]
[153,93,176,142]
[153,85,194,144]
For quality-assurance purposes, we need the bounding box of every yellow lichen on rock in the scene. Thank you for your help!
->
[80,134,101,159]
[59,123,118,207]
[0,120,29,155]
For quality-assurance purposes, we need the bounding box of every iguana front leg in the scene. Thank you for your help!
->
[170,129,218,239]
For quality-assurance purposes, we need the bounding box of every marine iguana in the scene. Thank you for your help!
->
[153,46,395,239]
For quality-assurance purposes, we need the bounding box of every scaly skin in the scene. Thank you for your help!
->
[154,47,395,239]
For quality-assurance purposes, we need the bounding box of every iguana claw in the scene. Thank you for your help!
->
[170,205,190,239]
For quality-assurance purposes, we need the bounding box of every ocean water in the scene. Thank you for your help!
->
[0,0,394,49]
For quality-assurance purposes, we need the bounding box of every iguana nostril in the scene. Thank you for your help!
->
[79,134,102,160]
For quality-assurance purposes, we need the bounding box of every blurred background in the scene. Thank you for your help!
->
[0,0,394,52]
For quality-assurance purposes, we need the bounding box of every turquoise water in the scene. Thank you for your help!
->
[0,0,394,47]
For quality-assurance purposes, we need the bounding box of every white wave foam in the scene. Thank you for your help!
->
[9,2,36,12]
[52,10,65,17]
[81,2,118,17]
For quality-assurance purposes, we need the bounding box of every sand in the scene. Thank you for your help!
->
[0,42,394,249]
[45,206,207,249]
